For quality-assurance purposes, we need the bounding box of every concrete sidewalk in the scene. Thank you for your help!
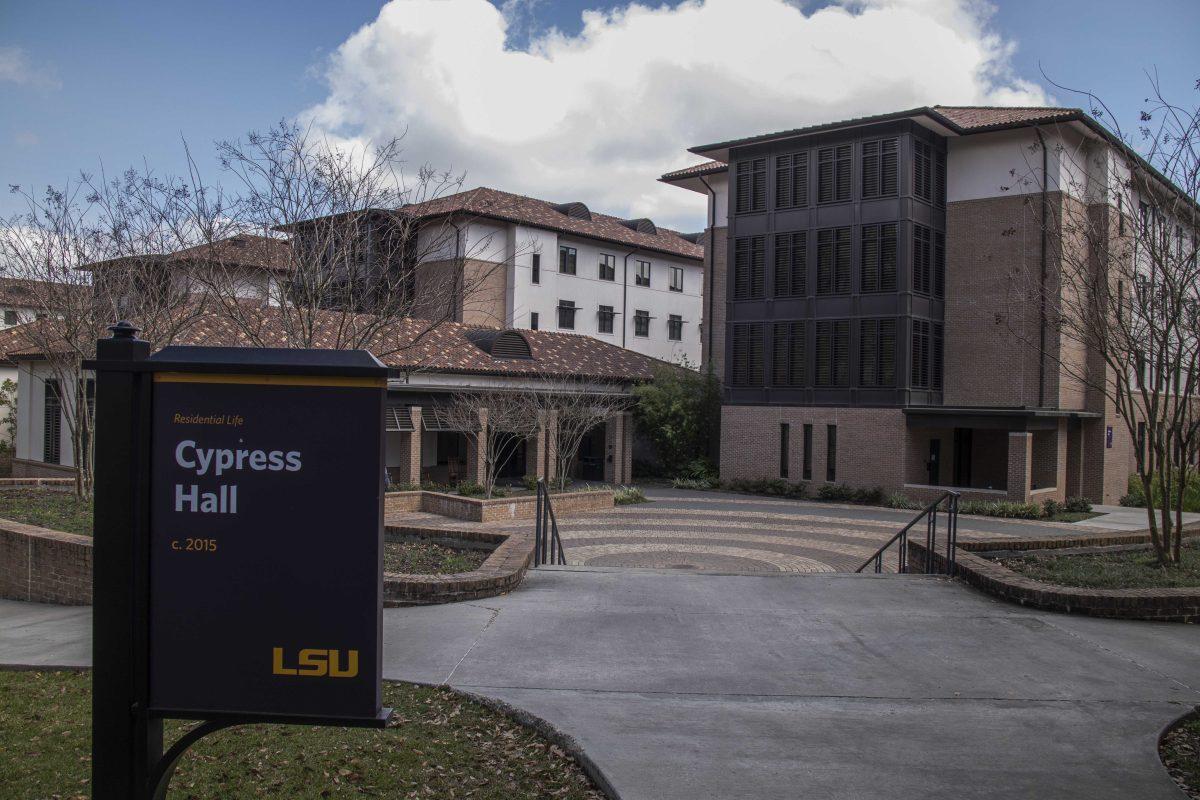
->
[1084,503,1200,531]
[6,571,1198,799]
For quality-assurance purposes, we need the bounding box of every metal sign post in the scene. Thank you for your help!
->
[90,323,392,799]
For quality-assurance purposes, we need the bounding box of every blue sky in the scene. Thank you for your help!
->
[1,0,1197,227]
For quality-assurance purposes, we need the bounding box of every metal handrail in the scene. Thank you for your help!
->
[855,491,960,575]
[534,479,567,567]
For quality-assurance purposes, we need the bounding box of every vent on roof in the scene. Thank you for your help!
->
[552,201,592,221]
[619,218,658,235]
[465,328,533,360]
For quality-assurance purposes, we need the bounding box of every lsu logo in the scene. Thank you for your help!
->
[272,647,359,678]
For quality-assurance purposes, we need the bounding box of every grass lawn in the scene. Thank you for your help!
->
[0,670,603,800]
[998,543,1200,589]
[0,489,93,536]
[384,541,489,575]
[1161,714,1200,799]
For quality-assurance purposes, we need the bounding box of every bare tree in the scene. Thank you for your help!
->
[194,122,520,358]
[0,166,223,495]
[534,378,632,490]
[1004,75,1199,564]
[442,391,541,499]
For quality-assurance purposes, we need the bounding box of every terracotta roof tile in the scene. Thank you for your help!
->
[398,187,703,262]
[0,278,82,308]
[660,161,728,181]
[82,234,295,274]
[930,106,1081,131]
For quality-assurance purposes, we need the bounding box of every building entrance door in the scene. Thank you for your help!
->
[953,428,973,487]
[927,439,941,486]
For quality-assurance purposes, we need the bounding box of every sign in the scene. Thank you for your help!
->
[146,348,386,721]
[1106,425,1114,449]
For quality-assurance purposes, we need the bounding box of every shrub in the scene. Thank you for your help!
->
[614,486,647,505]
[389,481,420,492]
[455,481,485,498]
[1063,496,1093,513]
[958,500,1042,519]
[884,492,921,510]
[679,458,718,482]
[632,360,722,472]
[522,474,539,491]
[491,486,510,498]
[1042,499,1063,518]
[726,477,807,499]
[671,477,719,490]
[1121,471,1200,512]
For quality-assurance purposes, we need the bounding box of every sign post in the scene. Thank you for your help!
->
[90,323,391,799]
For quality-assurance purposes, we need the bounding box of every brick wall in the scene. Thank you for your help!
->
[460,258,508,327]
[0,520,92,605]
[385,488,615,523]
[720,405,907,489]
[703,226,727,377]
[12,458,77,480]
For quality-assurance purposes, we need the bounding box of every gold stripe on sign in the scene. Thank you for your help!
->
[154,372,386,389]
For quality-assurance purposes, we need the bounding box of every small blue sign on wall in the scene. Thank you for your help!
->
[1106,426,1113,449]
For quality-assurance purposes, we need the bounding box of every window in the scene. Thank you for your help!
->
[599,253,616,281]
[933,230,945,298]
[559,245,577,275]
[772,322,806,387]
[816,228,851,295]
[774,232,807,297]
[934,150,947,207]
[913,224,932,295]
[802,424,813,480]
[531,253,541,284]
[530,312,539,330]
[557,300,576,329]
[775,152,809,209]
[861,138,899,199]
[1117,195,1125,236]
[914,139,933,202]
[598,305,615,334]
[733,236,766,299]
[735,158,767,213]
[817,145,852,204]
[669,265,684,292]
[730,323,765,386]
[779,423,790,479]
[911,320,943,389]
[635,260,651,287]
[2,310,16,326]
[859,319,897,387]
[815,320,850,387]
[43,379,61,464]
[668,314,683,341]
[860,223,898,293]
[634,309,650,337]
[826,425,837,482]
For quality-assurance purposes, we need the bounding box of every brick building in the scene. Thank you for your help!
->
[662,105,1181,505]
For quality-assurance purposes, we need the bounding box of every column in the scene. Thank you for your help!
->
[605,412,633,485]
[619,411,634,484]
[397,406,422,484]
[1007,431,1033,503]
[543,410,558,484]
[526,410,549,480]
[464,408,488,485]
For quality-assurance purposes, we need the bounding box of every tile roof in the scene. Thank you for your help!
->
[0,277,81,309]
[398,187,703,262]
[4,308,672,383]
[930,106,1081,131]
[659,161,728,181]
[82,234,295,274]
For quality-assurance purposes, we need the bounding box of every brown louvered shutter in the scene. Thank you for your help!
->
[817,229,833,294]
[835,145,851,201]
[833,320,850,386]
[793,152,809,207]
[775,154,792,209]
[934,150,946,207]
[751,158,767,211]
[815,321,832,386]
[932,323,944,389]
[913,224,931,294]
[734,238,750,299]
[862,141,880,198]
[790,322,806,386]
[879,319,896,385]
[772,323,789,385]
[933,230,945,298]
[914,140,932,202]
[880,223,898,291]
[817,148,834,204]
[860,319,878,386]
[834,228,851,294]
[861,225,879,293]
[881,139,899,196]
[911,319,930,388]
[731,324,748,385]
[791,231,807,296]
[750,236,766,298]
[773,234,791,296]
[748,323,765,385]
[735,161,751,213]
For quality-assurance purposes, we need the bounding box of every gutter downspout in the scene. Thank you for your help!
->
[1035,128,1049,408]
[698,174,718,365]
[621,247,637,348]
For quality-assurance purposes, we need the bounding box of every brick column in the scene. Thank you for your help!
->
[605,411,634,485]
[604,413,620,484]
[543,410,558,484]
[464,408,488,485]
[1065,420,1085,499]
[526,410,551,480]
[397,406,422,484]
[1007,431,1033,503]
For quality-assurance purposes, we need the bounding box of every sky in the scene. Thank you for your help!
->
[1,0,1197,231]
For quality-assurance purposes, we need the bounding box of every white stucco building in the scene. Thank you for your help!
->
[402,188,706,365]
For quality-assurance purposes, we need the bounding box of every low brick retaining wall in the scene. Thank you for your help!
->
[0,519,92,605]
[383,525,533,606]
[910,526,1200,622]
[385,488,614,523]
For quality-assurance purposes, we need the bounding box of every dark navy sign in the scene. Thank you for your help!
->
[147,349,386,721]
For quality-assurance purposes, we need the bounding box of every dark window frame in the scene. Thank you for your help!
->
[779,423,790,479]
[802,424,813,480]
[860,223,898,293]
[774,231,807,298]
[531,253,541,284]
[826,424,837,482]
[43,379,61,465]
[558,245,577,275]
[815,319,850,387]
[529,311,539,330]
[859,318,897,387]
[817,144,852,205]
[667,313,683,341]
[598,305,615,334]
[633,309,651,337]
[735,158,767,214]
[733,236,766,299]
[775,151,809,209]
[599,253,616,281]
[669,265,684,292]
[557,300,577,330]
[635,260,651,287]
[730,323,765,386]
[861,138,899,199]
[816,227,851,296]
[771,321,806,387]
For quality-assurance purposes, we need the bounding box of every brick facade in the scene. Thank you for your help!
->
[0,519,92,605]
[604,411,633,484]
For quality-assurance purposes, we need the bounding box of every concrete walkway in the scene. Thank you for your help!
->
[1085,503,1200,532]
[3,571,1198,799]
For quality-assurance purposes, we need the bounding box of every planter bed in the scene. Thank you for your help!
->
[383,524,534,607]
[385,488,614,523]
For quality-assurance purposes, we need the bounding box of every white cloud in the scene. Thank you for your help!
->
[302,0,1047,230]
[0,46,60,90]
